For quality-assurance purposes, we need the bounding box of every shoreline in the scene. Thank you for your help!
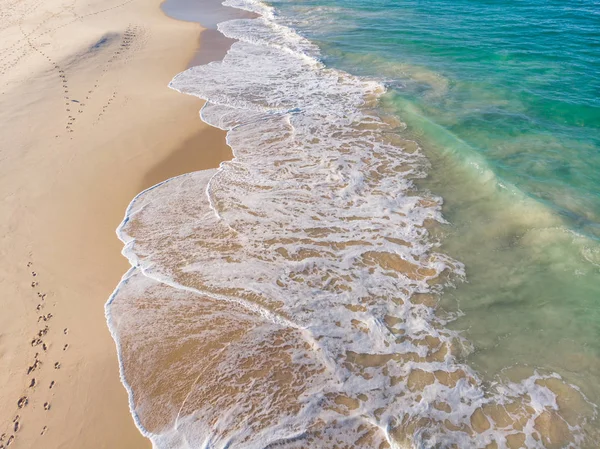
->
[0,0,232,446]
[102,0,600,446]
[4,0,597,445]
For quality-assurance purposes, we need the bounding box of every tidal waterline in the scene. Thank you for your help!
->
[108,0,600,445]
[273,0,600,419]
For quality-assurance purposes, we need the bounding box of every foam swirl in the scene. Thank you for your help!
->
[106,0,597,447]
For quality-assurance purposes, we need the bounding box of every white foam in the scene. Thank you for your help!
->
[106,0,597,447]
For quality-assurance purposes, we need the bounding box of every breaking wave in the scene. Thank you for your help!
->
[106,0,597,447]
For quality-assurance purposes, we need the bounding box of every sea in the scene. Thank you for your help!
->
[106,0,600,447]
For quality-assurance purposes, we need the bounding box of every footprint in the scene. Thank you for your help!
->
[40,426,47,435]
[49,380,55,389]
[29,378,36,388]
[54,362,60,369]
[43,402,50,411]
[27,359,41,374]
[17,397,28,408]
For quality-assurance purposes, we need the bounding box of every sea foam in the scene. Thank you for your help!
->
[106,0,597,447]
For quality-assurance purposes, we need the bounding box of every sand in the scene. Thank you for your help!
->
[0,0,232,446]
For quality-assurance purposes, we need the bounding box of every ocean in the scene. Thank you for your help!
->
[107,0,600,447]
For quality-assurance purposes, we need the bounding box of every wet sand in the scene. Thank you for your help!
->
[0,0,231,446]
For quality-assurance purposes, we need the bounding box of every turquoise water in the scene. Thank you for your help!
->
[108,0,600,446]
[275,0,600,236]
[273,0,600,414]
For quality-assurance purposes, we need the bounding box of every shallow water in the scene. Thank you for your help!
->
[107,0,600,447]
[279,0,600,234]
[275,0,600,432]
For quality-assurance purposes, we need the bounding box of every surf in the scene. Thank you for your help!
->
[106,0,599,447]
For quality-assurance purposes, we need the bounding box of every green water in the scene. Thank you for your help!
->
[391,96,600,405]
[272,0,600,410]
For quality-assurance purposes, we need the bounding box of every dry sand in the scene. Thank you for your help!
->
[0,0,231,446]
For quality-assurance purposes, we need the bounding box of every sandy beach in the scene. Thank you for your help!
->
[0,0,231,446]
[3,0,598,445]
